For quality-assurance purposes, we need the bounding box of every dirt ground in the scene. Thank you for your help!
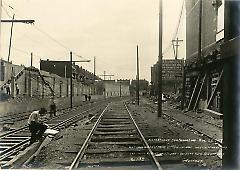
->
[128,99,222,169]
[26,98,221,169]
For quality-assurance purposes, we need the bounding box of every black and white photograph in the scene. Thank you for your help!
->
[0,0,239,169]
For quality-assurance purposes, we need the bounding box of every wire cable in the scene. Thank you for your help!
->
[2,1,90,61]
[162,0,185,55]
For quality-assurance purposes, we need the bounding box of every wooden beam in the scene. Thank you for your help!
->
[1,19,35,24]
[206,69,223,108]
[187,75,200,111]
[193,74,206,110]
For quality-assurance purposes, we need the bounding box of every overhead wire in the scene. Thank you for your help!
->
[162,0,185,55]
[1,5,46,63]
[2,5,12,18]
[2,2,90,62]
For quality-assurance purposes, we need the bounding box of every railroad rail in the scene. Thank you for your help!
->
[162,105,222,129]
[0,97,108,125]
[143,101,222,146]
[69,102,163,170]
[0,101,108,168]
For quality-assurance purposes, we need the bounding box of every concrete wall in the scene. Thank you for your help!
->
[0,59,24,86]
[0,94,104,116]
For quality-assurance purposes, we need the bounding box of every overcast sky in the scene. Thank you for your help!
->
[1,0,186,81]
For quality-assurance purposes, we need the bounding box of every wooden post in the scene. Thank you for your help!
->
[70,52,73,108]
[181,66,186,110]
[66,79,69,97]
[158,0,163,117]
[136,45,140,105]
[24,69,27,94]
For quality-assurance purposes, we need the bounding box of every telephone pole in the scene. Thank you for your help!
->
[70,52,73,108]
[93,56,96,95]
[172,37,183,60]
[158,0,163,117]
[119,81,122,97]
[136,45,140,105]
[7,14,14,62]
[1,15,34,62]
[66,52,91,108]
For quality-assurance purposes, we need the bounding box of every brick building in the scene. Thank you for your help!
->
[151,59,184,95]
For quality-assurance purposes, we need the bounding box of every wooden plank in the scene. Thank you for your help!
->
[187,75,200,111]
[91,136,140,142]
[94,131,136,135]
[207,70,223,108]
[193,74,206,110]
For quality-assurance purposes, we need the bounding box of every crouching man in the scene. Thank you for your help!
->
[28,110,48,145]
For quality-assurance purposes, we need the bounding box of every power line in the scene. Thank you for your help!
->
[2,2,90,62]
[2,5,12,18]
[162,0,185,55]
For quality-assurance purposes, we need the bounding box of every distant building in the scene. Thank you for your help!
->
[130,79,149,96]
[151,59,184,95]
[40,59,100,85]
[117,79,130,86]
[103,80,130,97]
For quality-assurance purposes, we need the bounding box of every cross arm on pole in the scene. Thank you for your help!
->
[1,19,35,24]
[55,60,91,63]
[98,74,114,76]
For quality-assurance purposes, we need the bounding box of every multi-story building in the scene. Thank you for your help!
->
[184,0,224,113]
[130,79,149,96]
[151,59,184,95]
[40,59,100,85]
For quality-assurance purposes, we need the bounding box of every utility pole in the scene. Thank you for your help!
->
[93,56,96,95]
[172,37,183,60]
[136,45,140,105]
[66,53,91,108]
[181,64,186,110]
[1,16,34,62]
[65,65,69,97]
[119,81,122,97]
[7,14,14,62]
[158,0,163,117]
[70,52,73,108]
[172,38,183,93]
[198,0,202,61]
[222,1,240,169]
[31,52,33,67]
[0,0,2,58]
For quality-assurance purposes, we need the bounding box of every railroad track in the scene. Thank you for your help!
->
[143,101,222,146]
[0,97,107,125]
[0,101,108,168]
[0,112,30,125]
[162,105,223,129]
[69,101,163,170]
[0,97,123,136]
